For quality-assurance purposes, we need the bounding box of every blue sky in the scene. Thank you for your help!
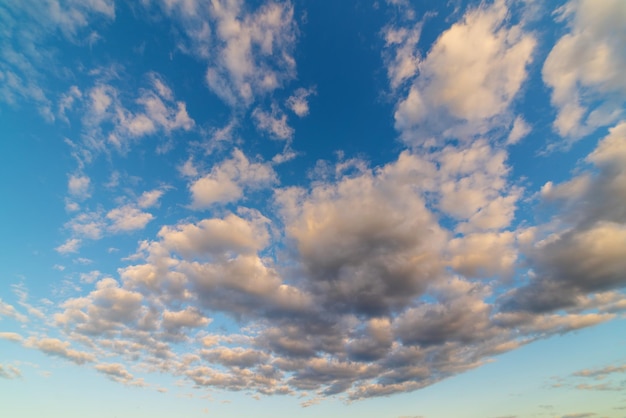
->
[1,0,626,417]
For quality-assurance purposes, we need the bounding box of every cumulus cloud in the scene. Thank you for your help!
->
[447,231,517,278]
[543,0,626,139]
[157,212,270,259]
[138,189,164,209]
[4,0,625,405]
[434,140,520,232]
[204,1,297,106]
[55,278,144,336]
[162,307,211,332]
[504,122,626,313]
[391,0,536,142]
[189,149,276,208]
[276,157,448,316]
[107,205,154,233]
[119,209,312,318]
[32,128,623,402]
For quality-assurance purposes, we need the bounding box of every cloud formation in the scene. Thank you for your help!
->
[0,364,21,379]
[391,0,536,142]
[189,149,277,208]
[504,122,626,313]
[543,0,626,139]
[1,0,624,410]
[147,0,298,108]
[24,337,96,365]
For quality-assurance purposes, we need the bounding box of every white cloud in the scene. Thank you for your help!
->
[162,307,211,332]
[205,1,297,106]
[66,211,105,240]
[158,212,270,259]
[58,85,82,122]
[138,189,164,209]
[179,158,199,178]
[4,0,625,403]
[201,346,269,368]
[55,278,144,335]
[392,0,536,141]
[95,363,136,384]
[78,75,194,158]
[0,300,28,323]
[0,0,114,120]
[35,136,626,400]
[542,0,626,139]
[55,238,82,254]
[146,0,297,107]
[190,175,242,207]
[252,105,294,140]
[447,231,517,278]
[94,362,147,387]
[106,205,154,233]
[504,122,626,313]
[429,140,520,232]
[286,87,316,117]
[68,174,91,199]
[120,210,312,319]
[507,116,531,145]
[0,332,24,343]
[189,149,276,208]
[382,25,421,89]
[79,270,101,284]
[24,337,96,365]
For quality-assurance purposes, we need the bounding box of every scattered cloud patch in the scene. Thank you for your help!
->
[0,364,21,379]
[68,174,91,199]
[189,149,277,208]
[391,0,536,142]
[286,87,316,117]
[95,362,146,386]
[252,105,294,140]
[107,205,155,233]
[543,0,626,139]
[55,238,82,254]
[24,337,96,365]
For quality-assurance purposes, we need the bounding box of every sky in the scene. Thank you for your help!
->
[1,0,625,417]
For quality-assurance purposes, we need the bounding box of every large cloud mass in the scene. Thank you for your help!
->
[1,0,624,410]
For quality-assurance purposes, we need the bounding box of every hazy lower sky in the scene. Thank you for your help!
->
[1,0,625,417]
